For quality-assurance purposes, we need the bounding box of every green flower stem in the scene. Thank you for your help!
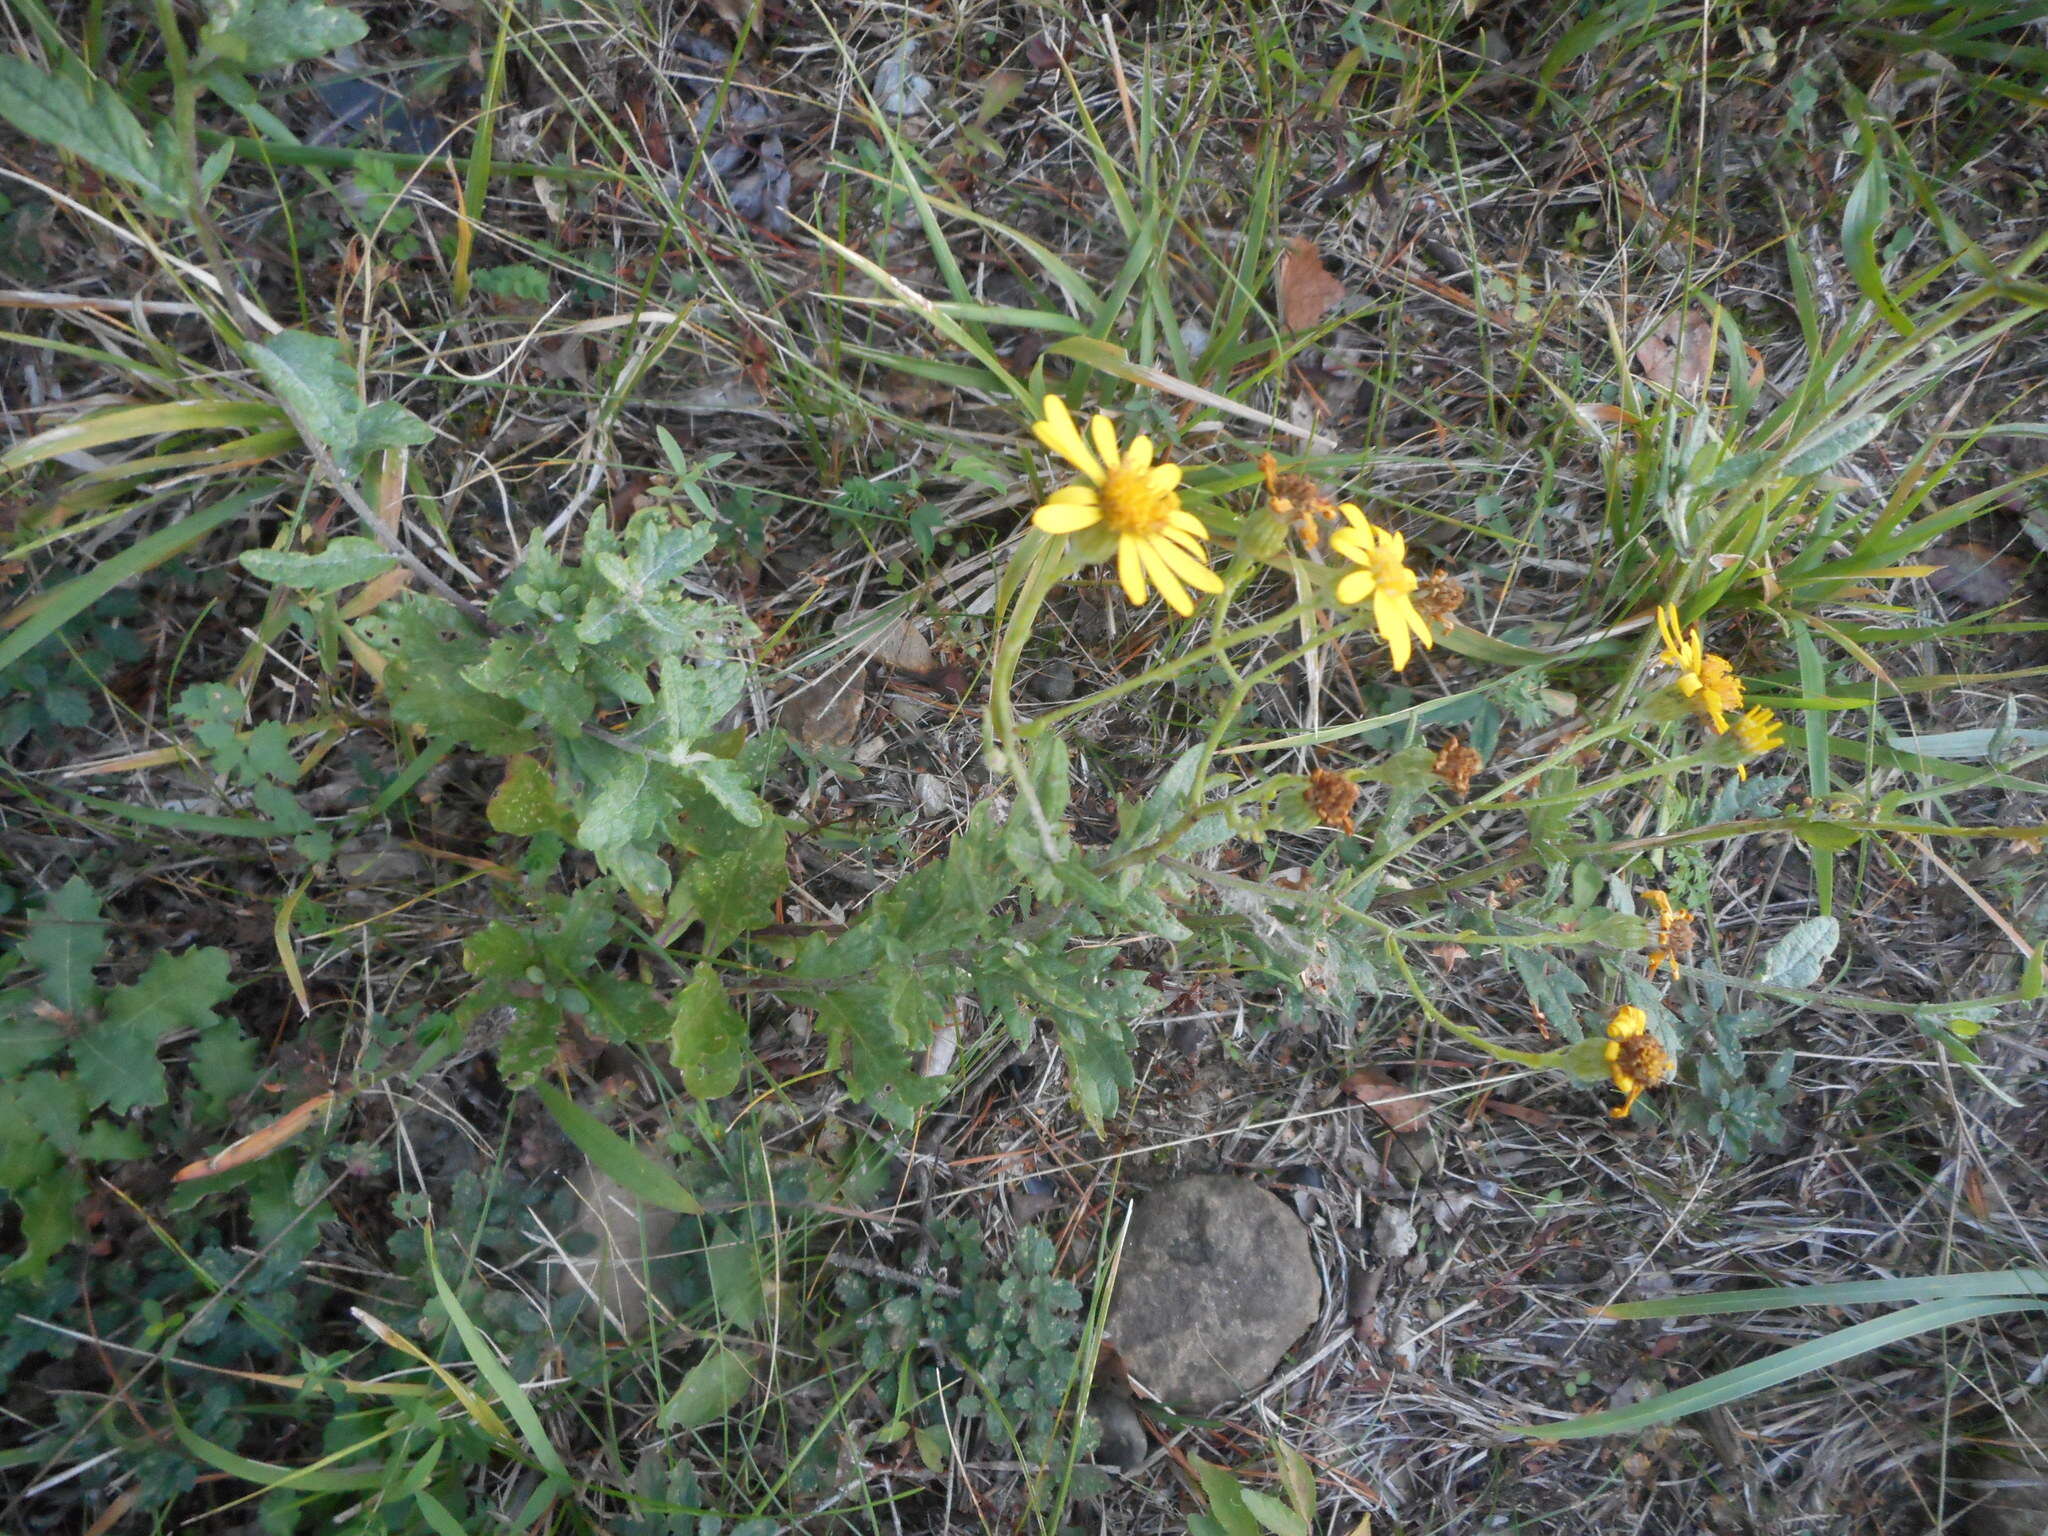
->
[1381,939,1564,1071]
[1019,594,1342,738]
[987,534,1069,857]
[1339,718,1643,899]
[1094,613,1377,875]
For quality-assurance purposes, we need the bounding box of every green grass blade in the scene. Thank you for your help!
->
[1523,1296,2048,1439]
[531,1081,703,1215]
[0,481,275,675]
[424,1233,570,1482]
[1603,1268,2048,1318]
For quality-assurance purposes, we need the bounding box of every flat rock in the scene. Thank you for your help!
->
[1965,1393,2048,1536]
[1107,1174,1322,1409]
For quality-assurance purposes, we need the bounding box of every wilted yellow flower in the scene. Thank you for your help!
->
[1731,705,1785,780]
[1641,890,1695,979]
[1330,508,1433,670]
[1655,603,1743,733]
[1029,396,1221,617]
[1259,452,1342,552]
[1603,1005,1673,1119]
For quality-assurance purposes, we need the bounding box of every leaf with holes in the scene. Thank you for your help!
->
[670,965,748,1100]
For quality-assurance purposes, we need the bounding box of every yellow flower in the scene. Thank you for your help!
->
[1028,396,1222,617]
[1641,889,1695,979]
[1731,705,1785,780]
[1603,1005,1673,1119]
[1329,507,1433,670]
[1655,603,1743,733]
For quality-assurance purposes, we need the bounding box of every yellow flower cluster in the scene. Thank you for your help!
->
[1028,399,1435,669]
[1655,603,1784,778]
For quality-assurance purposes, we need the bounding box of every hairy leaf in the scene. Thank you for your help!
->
[200,0,368,73]
[0,58,184,215]
[241,537,398,593]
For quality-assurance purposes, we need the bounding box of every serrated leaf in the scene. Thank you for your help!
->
[4,1166,87,1283]
[669,964,748,1099]
[190,1025,257,1115]
[658,1344,754,1430]
[1758,915,1838,990]
[1783,413,1886,478]
[84,948,237,1114]
[0,58,184,215]
[684,756,767,828]
[199,0,368,70]
[21,876,106,1016]
[365,597,536,754]
[242,537,399,593]
[672,820,786,958]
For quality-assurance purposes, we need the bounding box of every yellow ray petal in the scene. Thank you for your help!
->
[1117,535,1149,607]
[1338,502,1370,532]
[1032,395,1104,483]
[1150,533,1223,594]
[1165,508,1209,540]
[1136,538,1193,615]
[1089,412,1122,473]
[1327,527,1370,566]
[1034,500,1104,534]
[1156,523,1208,558]
[1335,569,1375,605]
[1377,590,1414,670]
[1124,434,1154,475]
[1407,602,1435,650]
[1146,462,1183,495]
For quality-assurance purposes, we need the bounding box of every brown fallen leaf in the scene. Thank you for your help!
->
[1924,541,2030,610]
[779,657,865,749]
[1278,236,1347,333]
[1634,308,1715,394]
[1339,1067,1432,1133]
[174,1092,336,1182]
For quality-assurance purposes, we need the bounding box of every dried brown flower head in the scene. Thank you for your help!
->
[1431,735,1482,800]
[1305,767,1360,835]
[1414,570,1466,628]
[1260,452,1342,552]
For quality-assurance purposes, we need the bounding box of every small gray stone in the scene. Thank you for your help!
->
[1086,1387,1147,1473]
[1384,1131,1440,1186]
[1029,659,1076,702]
[1107,1175,1322,1410]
